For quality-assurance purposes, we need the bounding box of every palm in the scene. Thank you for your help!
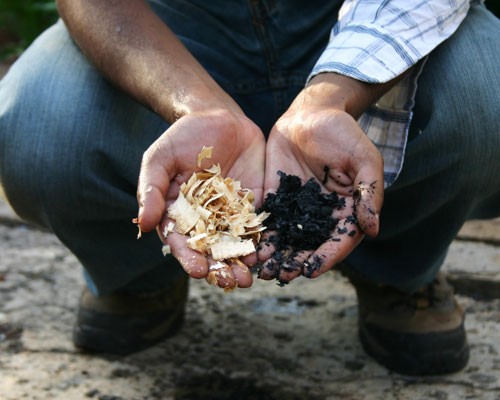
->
[137,111,266,289]
[260,109,383,283]
[162,114,265,208]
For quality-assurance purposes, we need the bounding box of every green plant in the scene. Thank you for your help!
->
[0,0,58,59]
[486,1,499,18]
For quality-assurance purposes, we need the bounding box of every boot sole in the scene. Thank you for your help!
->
[73,306,185,355]
[359,321,470,375]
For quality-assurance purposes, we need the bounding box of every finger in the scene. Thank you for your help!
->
[137,182,168,233]
[321,167,354,196]
[349,137,384,236]
[137,137,176,233]
[278,250,310,283]
[159,215,254,288]
[228,137,266,209]
[257,257,280,281]
[304,220,364,279]
[241,251,258,267]
[157,215,174,243]
[354,180,383,237]
[256,231,276,263]
[166,229,208,279]
[206,260,237,291]
[229,259,253,288]
[328,168,352,186]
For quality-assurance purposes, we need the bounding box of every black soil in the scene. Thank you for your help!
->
[257,171,347,282]
[260,171,345,250]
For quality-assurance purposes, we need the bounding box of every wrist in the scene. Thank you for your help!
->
[176,87,242,120]
[156,80,244,124]
[303,72,403,119]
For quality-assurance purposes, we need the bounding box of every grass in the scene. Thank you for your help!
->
[0,0,58,60]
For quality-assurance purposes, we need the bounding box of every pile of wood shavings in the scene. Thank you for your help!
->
[165,147,269,263]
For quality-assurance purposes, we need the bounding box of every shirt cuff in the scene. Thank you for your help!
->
[308,0,470,84]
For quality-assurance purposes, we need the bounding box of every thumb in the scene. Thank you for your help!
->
[136,138,176,233]
[350,136,384,237]
[353,175,384,237]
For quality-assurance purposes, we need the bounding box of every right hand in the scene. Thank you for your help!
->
[136,109,266,290]
[258,73,385,284]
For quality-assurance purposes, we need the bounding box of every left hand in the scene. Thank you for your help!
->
[258,89,384,283]
[136,109,266,290]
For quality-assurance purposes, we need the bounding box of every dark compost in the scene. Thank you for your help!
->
[257,171,350,283]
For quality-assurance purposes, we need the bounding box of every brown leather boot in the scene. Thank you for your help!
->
[73,275,188,355]
[343,268,469,375]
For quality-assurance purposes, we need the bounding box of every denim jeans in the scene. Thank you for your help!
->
[0,1,498,295]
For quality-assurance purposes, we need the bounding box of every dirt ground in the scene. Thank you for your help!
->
[1,218,500,400]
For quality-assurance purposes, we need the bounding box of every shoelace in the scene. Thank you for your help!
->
[389,275,453,311]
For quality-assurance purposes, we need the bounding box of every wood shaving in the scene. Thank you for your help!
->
[161,244,171,256]
[167,160,269,262]
[197,145,213,168]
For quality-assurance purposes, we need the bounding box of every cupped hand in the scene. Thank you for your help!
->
[136,109,266,289]
[258,105,384,284]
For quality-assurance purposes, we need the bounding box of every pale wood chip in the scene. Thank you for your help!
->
[197,146,213,168]
[167,191,200,234]
[166,148,268,265]
[210,238,255,261]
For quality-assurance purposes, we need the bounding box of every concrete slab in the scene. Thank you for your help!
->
[458,219,500,244]
[1,224,500,399]
[443,240,500,299]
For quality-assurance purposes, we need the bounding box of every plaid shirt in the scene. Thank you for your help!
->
[308,0,471,187]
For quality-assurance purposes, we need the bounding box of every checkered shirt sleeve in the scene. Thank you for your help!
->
[308,0,471,187]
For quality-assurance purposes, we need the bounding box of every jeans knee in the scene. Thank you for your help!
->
[411,4,500,185]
